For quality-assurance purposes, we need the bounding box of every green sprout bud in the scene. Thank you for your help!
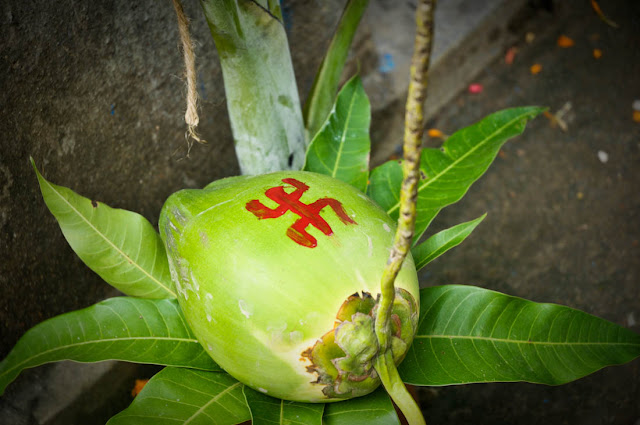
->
[159,171,419,402]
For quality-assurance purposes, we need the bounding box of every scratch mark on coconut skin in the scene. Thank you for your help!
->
[195,188,254,219]
[354,269,367,288]
[239,299,251,318]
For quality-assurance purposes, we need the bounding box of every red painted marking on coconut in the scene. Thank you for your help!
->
[245,178,357,248]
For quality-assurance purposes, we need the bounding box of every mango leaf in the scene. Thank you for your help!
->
[200,0,306,175]
[368,107,545,243]
[243,386,324,425]
[0,297,219,395]
[303,0,369,139]
[411,214,486,271]
[108,368,249,425]
[399,285,640,386]
[32,159,176,299]
[323,388,400,425]
[366,159,402,212]
[303,75,371,192]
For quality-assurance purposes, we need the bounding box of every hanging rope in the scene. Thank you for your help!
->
[172,0,206,147]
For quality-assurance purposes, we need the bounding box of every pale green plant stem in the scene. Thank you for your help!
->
[373,1,435,424]
[374,352,426,425]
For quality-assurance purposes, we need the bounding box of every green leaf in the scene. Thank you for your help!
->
[243,386,324,425]
[303,0,369,139]
[399,285,640,386]
[108,368,249,425]
[323,388,400,425]
[0,297,219,395]
[411,214,486,271]
[369,107,545,243]
[200,0,307,175]
[303,76,371,192]
[366,159,402,211]
[32,159,175,299]
[253,0,283,19]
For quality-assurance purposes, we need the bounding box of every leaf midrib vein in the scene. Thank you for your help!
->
[183,382,242,424]
[44,178,176,298]
[2,336,200,377]
[415,334,639,346]
[386,113,527,215]
[331,86,359,178]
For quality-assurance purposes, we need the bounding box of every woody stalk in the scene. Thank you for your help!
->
[373,1,435,424]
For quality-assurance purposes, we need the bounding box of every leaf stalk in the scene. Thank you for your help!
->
[374,351,426,425]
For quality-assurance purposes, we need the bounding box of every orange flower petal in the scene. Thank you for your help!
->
[593,48,603,59]
[131,378,149,397]
[557,35,575,48]
[428,128,445,139]
[633,111,640,123]
[530,63,542,75]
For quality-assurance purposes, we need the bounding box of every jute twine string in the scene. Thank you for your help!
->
[172,0,206,148]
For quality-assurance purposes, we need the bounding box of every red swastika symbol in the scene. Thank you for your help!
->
[245,178,357,248]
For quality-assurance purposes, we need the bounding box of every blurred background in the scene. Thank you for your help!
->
[1,0,638,423]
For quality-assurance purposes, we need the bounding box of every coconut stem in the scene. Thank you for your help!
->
[375,0,434,354]
[374,351,426,425]
[374,0,435,423]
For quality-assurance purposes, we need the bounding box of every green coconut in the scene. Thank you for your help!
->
[159,171,419,402]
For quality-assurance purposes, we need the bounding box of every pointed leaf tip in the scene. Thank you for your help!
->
[32,163,176,298]
[369,106,544,243]
[400,285,640,386]
[411,213,486,271]
[0,297,219,395]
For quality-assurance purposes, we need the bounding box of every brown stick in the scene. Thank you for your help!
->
[375,0,435,350]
